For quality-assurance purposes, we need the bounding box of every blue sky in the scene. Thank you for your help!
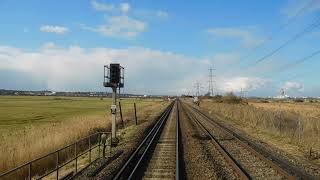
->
[1,0,320,96]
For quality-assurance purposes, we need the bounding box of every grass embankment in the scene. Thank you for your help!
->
[198,97,320,165]
[0,96,167,173]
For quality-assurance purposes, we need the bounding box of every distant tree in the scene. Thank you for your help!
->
[223,91,242,104]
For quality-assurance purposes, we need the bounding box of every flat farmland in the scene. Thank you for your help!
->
[249,101,320,120]
[0,95,167,173]
[0,96,109,130]
[199,98,320,167]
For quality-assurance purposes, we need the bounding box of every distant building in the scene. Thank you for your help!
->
[44,91,56,96]
[274,95,289,99]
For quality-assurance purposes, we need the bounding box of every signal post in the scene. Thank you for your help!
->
[104,63,124,144]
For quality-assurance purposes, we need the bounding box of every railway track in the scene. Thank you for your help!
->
[182,102,296,180]
[113,100,180,180]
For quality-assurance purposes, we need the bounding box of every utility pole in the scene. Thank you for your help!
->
[195,82,201,97]
[208,67,215,96]
[281,88,285,97]
[240,88,248,98]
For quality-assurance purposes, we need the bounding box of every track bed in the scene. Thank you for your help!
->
[113,101,179,180]
[142,103,177,179]
[182,102,295,180]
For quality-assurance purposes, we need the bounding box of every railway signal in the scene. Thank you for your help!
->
[104,63,124,143]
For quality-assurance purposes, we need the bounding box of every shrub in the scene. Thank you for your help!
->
[222,92,242,104]
[293,99,304,103]
[259,100,269,103]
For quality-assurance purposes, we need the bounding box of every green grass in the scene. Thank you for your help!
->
[0,95,167,174]
[0,95,159,131]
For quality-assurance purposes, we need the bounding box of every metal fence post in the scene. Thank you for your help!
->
[75,143,77,173]
[110,133,112,157]
[134,103,137,125]
[28,163,32,180]
[0,132,113,180]
[89,136,91,163]
[98,134,101,158]
[103,142,106,158]
[119,101,124,128]
[56,151,59,180]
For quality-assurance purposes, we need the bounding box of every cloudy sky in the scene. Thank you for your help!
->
[1,0,320,96]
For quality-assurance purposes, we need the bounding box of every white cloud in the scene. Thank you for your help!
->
[0,43,268,94]
[217,76,266,93]
[120,3,130,13]
[91,1,130,14]
[83,15,147,39]
[281,0,320,17]
[156,10,169,18]
[206,27,263,48]
[0,44,194,93]
[282,81,304,92]
[40,25,69,34]
[42,42,57,49]
[91,0,114,12]
[134,9,169,20]
[89,2,166,39]
[211,53,240,64]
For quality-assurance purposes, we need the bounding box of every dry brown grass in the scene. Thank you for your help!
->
[250,102,320,120]
[200,99,320,162]
[0,99,168,175]
[0,115,105,173]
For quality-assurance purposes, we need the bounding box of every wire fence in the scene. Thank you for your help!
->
[0,132,112,180]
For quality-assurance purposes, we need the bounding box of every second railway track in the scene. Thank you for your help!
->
[182,102,296,180]
[111,99,315,180]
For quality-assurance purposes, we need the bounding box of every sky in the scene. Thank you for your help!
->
[1,0,320,97]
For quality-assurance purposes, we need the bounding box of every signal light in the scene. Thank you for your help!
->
[110,63,120,84]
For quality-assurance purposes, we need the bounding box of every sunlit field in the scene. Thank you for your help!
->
[199,97,320,165]
[0,95,167,173]
[249,101,320,121]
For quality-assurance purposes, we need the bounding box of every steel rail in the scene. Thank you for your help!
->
[127,104,173,179]
[113,101,175,180]
[181,103,250,180]
[176,100,180,180]
[188,104,296,180]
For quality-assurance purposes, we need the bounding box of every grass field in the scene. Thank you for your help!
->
[0,96,108,130]
[249,101,320,120]
[199,98,320,165]
[0,95,167,173]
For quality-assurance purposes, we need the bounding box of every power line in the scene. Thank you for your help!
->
[253,47,320,82]
[194,82,204,96]
[245,0,315,58]
[249,48,320,95]
[240,88,248,98]
[249,16,320,66]
[224,0,316,72]
[280,71,312,83]
[264,48,320,83]
[195,82,200,96]
[208,67,215,96]
[280,49,320,70]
